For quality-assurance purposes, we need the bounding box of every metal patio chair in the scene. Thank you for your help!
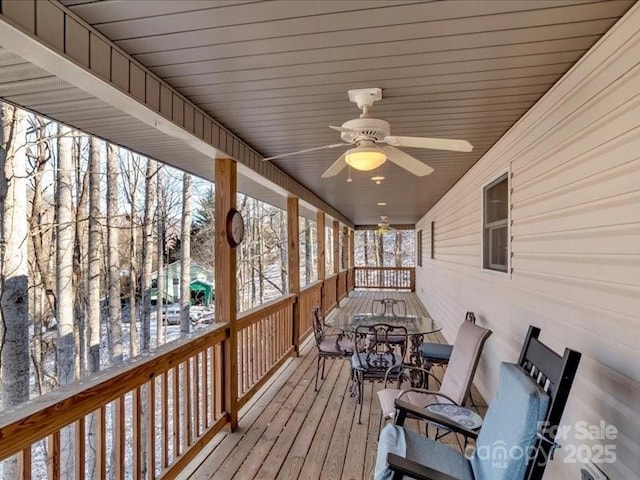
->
[377,319,491,428]
[311,305,353,391]
[351,323,408,424]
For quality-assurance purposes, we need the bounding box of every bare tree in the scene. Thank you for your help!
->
[56,124,76,477]
[180,173,192,334]
[126,152,140,357]
[140,159,157,352]
[87,137,102,373]
[0,104,29,477]
[27,116,56,395]
[156,166,165,346]
[106,144,122,364]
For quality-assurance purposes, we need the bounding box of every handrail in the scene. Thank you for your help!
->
[237,294,296,329]
[354,266,416,290]
[0,325,229,461]
[0,291,307,477]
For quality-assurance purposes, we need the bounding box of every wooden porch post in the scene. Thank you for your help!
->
[342,225,348,271]
[287,197,301,354]
[332,220,340,275]
[215,158,238,431]
[317,212,325,311]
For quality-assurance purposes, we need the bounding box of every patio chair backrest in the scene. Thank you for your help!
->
[470,362,550,480]
[516,326,581,480]
[311,306,325,348]
[353,323,408,373]
[471,326,581,480]
[438,320,492,406]
[372,298,407,316]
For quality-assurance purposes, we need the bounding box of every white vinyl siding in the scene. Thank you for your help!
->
[415,6,640,479]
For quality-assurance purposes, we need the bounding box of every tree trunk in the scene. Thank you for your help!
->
[28,117,54,395]
[56,124,76,478]
[395,231,402,267]
[106,144,122,364]
[0,105,30,456]
[87,137,102,373]
[73,138,89,377]
[156,167,165,346]
[180,173,192,334]
[141,159,157,352]
[129,154,139,357]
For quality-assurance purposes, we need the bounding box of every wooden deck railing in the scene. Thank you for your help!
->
[347,267,355,293]
[0,326,229,479]
[322,274,338,314]
[354,267,416,290]
[0,273,357,479]
[236,295,295,407]
[337,270,348,302]
[297,281,322,342]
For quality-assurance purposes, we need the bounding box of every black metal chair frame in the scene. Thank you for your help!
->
[387,325,582,480]
[352,323,408,424]
[372,298,408,316]
[311,305,351,391]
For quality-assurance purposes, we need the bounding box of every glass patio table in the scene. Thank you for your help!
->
[326,312,442,373]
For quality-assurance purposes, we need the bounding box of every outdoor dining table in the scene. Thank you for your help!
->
[326,312,442,375]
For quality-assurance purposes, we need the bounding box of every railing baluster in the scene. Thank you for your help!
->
[184,359,192,447]
[47,432,60,480]
[74,418,85,480]
[161,373,169,469]
[172,365,180,458]
[18,447,31,480]
[146,380,156,477]
[133,388,142,479]
[193,353,202,438]
[114,397,125,479]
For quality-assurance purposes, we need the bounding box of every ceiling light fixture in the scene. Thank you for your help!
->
[377,202,387,206]
[345,146,386,171]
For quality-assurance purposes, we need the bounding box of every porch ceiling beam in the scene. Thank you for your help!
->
[0,0,352,227]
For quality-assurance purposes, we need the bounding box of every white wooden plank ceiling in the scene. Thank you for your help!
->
[24,1,640,223]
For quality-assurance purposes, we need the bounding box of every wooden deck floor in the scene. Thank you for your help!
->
[181,291,487,480]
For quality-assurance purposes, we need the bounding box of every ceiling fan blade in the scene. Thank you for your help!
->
[329,125,358,134]
[384,135,473,152]
[383,146,434,176]
[262,143,347,162]
[321,151,348,178]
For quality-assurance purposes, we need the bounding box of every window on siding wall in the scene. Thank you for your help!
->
[483,173,509,272]
[430,221,435,260]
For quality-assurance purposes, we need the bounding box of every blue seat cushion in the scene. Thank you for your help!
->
[375,423,474,480]
[419,342,453,361]
[470,362,550,480]
[351,352,403,371]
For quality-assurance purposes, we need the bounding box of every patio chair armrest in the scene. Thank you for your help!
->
[396,388,459,406]
[394,399,479,440]
[387,453,461,480]
[383,364,442,389]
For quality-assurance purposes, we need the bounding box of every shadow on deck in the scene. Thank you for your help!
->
[181,291,487,480]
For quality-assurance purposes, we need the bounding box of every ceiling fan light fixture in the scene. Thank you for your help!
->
[345,147,386,171]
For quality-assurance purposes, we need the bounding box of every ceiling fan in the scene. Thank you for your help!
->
[262,88,473,178]
[378,216,394,235]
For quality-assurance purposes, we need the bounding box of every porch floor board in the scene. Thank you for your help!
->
[182,291,487,480]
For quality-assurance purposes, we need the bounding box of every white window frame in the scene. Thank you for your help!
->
[481,169,511,276]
